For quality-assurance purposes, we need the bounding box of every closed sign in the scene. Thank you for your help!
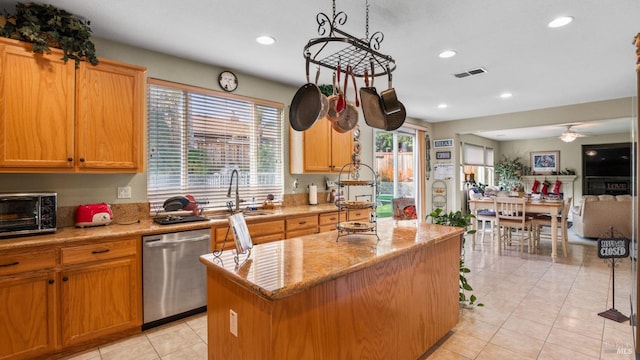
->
[597,238,629,259]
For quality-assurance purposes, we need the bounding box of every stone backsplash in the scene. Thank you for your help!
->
[57,193,332,228]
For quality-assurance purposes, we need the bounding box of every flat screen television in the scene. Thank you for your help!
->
[583,143,632,177]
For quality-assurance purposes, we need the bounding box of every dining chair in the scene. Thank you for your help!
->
[495,197,533,255]
[476,208,497,243]
[531,197,572,257]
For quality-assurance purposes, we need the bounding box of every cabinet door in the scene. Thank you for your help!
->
[0,273,57,360]
[214,219,285,248]
[76,59,145,172]
[331,129,353,171]
[303,120,333,172]
[60,257,140,347]
[0,41,75,169]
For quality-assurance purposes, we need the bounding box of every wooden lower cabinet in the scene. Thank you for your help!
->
[0,237,141,359]
[285,214,319,238]
[214,219,285,250]
[347,209,371,221]
[319,211,346,232]
[60,257,139,347]
[0,272,57,360]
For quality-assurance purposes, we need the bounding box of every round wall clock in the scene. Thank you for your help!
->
[218,71,238,92]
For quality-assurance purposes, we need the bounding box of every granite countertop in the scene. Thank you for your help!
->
[199,219,465,300]
[0,204,341,251]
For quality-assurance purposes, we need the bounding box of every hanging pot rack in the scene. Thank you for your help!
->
[303,1,396,78]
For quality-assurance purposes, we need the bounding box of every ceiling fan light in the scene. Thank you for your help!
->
[560,130,578,142]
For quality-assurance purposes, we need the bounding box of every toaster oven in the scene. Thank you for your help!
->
[0,193,57,238]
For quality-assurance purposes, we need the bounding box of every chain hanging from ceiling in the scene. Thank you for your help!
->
[303,0,396,78]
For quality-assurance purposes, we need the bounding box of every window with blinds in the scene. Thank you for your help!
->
[147,79,284,213]
[462,143,494,186]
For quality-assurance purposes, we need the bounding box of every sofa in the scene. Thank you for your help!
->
[572,195,634,239]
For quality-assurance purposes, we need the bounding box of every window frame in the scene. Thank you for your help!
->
[146,78,284,213]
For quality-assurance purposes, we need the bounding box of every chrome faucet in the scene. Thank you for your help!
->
[227,169,240,212]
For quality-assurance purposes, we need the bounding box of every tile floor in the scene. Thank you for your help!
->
[63,227,636,360]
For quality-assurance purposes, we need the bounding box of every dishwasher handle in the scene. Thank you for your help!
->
[144,235,210,248]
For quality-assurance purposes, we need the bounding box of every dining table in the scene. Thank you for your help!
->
[468,198,564,262]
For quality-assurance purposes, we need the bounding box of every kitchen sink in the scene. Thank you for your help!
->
[242,211,271,217]
[206,211,272,220]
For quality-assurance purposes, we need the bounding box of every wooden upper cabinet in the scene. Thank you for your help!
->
[0,38,146,173]
[0,40,75,169]
[76,59,145,172]
[289,119,353,174]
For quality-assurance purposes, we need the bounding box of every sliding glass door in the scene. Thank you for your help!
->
[374,129,417,219]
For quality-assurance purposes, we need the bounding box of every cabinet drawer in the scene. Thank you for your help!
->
[215,220,285,242]
[319,211,346,225]
[61,238,137,265]
[253,233,285,244]
[286,214,319,232]
[286,227,319,239]
[348,210,370,221]
[319,224,338,233]
[0,249,56,276]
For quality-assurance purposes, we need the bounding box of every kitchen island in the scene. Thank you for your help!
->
[199,220,465,359]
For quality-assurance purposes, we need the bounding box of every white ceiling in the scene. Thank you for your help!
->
[2,0,638,140]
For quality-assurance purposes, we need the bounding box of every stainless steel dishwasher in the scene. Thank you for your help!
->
[142,228,210,329]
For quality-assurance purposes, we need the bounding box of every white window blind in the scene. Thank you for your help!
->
[463,143,484,166]
[485,147,494,166]
[147,79,284,213]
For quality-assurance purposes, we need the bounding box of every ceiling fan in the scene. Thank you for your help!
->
[559,125,586,143]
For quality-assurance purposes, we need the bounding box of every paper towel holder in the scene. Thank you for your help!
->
[308,183,318,205]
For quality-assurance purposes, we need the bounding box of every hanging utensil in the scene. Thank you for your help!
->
[380,65,401,115]
[335,63,346,113]
[315,67,329,120]
[289,53,323,131]
[384,101,406,131]
[326,72,346,123]
[359,61,386,129]
[333,66,358,133]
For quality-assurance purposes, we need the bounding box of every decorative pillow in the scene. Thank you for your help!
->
[616,195,632,202]
[598,195,615,201]
[582,195,599,202]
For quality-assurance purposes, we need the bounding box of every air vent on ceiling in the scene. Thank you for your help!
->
[453,67,487,78]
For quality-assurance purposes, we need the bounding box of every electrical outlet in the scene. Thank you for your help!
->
[229,309,238,337]
[117,186,132,199]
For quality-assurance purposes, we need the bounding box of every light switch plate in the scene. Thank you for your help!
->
[229,309,238,337]
[117,186,132,199]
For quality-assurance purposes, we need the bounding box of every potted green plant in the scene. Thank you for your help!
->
[494,156,525,192]
[0,2,98,67]
[427,208,483,307]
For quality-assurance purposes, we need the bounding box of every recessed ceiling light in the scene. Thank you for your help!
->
[437,103,448,109]
[499,92,513,99]
[548,16,573,28]
[256,35,276,45]
[438,50,456,58]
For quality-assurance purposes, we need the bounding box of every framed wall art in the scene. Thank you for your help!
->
[435,151,451,160]
[531,151,559,173]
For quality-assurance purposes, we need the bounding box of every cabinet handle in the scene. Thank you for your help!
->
[330,217,337,221]
[67,157,73,162]
[299,221,307,225]
[62,276,69,282]
[79,158,85,163]
[91,249,110,254]
[0,261,19,267]
[48,279,54,284]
